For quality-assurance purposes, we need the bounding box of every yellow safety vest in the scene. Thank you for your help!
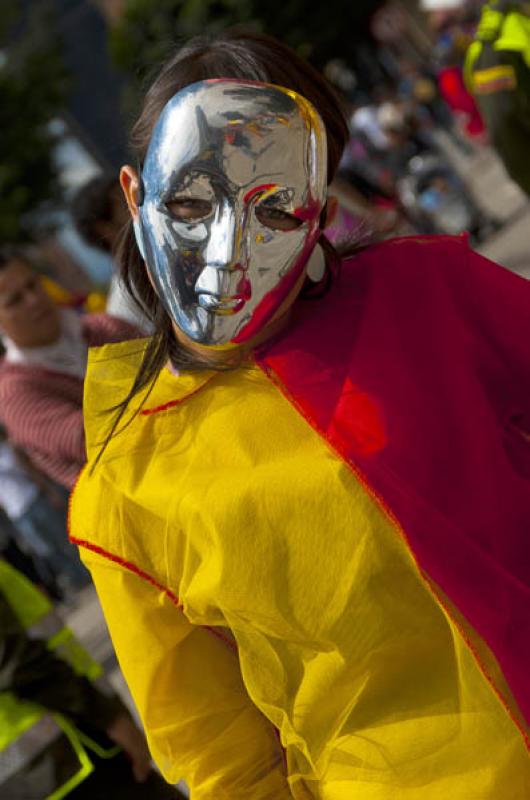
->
[0,559,119,799]
[465,3,530,90]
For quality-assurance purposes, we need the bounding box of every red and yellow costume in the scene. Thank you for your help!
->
[70,235,530,798]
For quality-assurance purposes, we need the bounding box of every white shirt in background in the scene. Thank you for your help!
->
[0,442,39,520]
[2,309,88,379]
[106,276,153,334]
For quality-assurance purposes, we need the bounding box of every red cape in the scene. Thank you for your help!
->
[257,234,530,730]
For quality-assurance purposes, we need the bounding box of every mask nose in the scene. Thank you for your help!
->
[195,202,252,301]
[205,204,246,271]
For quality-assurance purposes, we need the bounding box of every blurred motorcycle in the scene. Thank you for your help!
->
[396,152,478,235]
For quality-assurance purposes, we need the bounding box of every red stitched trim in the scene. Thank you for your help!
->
[72,536,288,770]
[72,536,289,770]
[140,373,217,416]
[424,576,530,750]
[141,397,188,416]
[71,542,237,656]
[204,625,237,653]
[71,538,183,608]
[257,357,530,752]
[74,536,237,652]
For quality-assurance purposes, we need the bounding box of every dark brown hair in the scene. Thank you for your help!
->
[71,175,119,252]
[101,30,350,455]
[0,245,31,271]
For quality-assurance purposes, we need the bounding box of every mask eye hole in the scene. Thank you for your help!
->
[255,205,303,232]
[166,198,213,222]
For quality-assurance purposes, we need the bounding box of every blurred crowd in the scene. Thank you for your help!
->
[327,0,529,245]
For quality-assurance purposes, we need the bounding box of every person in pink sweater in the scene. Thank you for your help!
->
[0,247,139,489]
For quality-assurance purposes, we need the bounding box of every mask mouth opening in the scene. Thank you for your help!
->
[194,265,251,303]
[197,294,247,315]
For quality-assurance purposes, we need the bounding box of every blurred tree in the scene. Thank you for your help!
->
[109,0,254,77]
[0,2,69,244]
[252,0,382,65]
[109,0,382,102]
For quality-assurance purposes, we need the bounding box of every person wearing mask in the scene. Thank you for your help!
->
[71,177,152,332]
[70,31,529,799]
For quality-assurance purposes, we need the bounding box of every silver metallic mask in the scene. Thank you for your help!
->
[134,79,327,346]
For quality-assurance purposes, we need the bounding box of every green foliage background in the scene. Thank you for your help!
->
[0,0,380,245]
[109,0,381,96]
[0,2,69,244]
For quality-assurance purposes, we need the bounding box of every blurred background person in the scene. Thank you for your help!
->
[0,506,53,595]
[0,425,88,600]
[71,176,152,332]
[0,557,184,799]
[465,0,530,196]
[0,246,139,490]
[436,32,488,138]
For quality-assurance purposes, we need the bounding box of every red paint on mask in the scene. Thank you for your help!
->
[236,274,252,301]
[293,197,321,222]
[232,239,316,344]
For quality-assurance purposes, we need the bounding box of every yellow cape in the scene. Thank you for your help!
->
[70,340,530,798]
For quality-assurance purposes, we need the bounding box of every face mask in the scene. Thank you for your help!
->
[134,79,327,347]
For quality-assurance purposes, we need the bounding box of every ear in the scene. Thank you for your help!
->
[120,165,142,221]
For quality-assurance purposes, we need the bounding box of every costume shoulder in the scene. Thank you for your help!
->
[337,233,529,372]
[332,234,463,318]
[82,337,149,460]
[71,336,161,572]
[340,231,528,291]
[340,232,467,281]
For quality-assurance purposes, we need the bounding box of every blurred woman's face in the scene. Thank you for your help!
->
[122,79,327,349]
[0,260,60,348]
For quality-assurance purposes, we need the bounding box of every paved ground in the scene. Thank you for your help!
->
[433,130,530,277]
[479,204,530,279]
[65,585,190,795]
[64,143,528,796]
